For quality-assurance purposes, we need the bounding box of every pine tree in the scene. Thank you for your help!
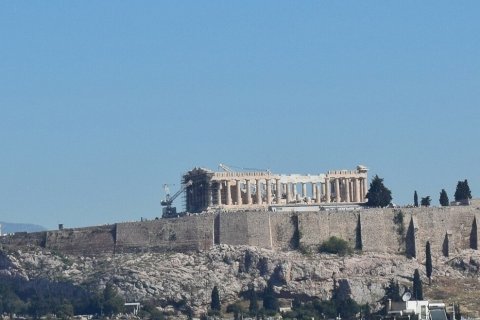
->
[366,175,393,207]
[263,280,279,312]
[380,279,401,313]
[421,196,431,207]
[412,269,423,300]
[426,241,432,284]
[210,286,221,312]
[439,189,449,206]
[414,191,419,207]
[455,180,472,202]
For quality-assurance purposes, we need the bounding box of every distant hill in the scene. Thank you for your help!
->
[0,221,46,234]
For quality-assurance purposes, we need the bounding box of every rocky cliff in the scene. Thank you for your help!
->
[1,245,480,317]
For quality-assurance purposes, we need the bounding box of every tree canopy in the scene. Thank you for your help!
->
[426,241,432,284]
[412,269,423,300]
[319,236,353,256]
[263,280,279,312]
[421,196,431,207]
[414,191,419,207]
[439,189,449,206]
[248,287,258,315]
[366,175,392,207]
[454,180,472,201]
[211,286,221,312]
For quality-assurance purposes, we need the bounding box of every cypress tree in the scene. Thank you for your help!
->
[412,269,423,300]
[263,280,279,312]
[210,286,221,312]
[439,189,449,206]
[426,241,432,284]
[414,191,418,207]
[455,180,472,202]
[248,287,258,315]
[366,175,393,207]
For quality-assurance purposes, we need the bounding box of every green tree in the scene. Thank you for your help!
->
[439,189,449,206]
[210,286,221,312]
[257,257,269,276]
[384,279,401,302]
[455,180,472,202]
[366,175,392,207]
[426,241,432,284]
[248,287,258,315]
[454,303,462,320]
[330,278,360,319]
[142,301,165,320]
[103,283,124,315]
[414,190,419,207]
[226,303,244,320]
[412,269,423,300]
[263,280,279,312]
[319,236,353,256]
[56,301,74,319]
[421,196,431,207]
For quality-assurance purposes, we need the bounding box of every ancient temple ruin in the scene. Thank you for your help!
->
[183,165,369,213]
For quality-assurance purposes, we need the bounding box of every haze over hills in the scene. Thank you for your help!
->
[0,221,46,234]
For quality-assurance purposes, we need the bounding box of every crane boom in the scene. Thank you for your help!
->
[161,180,192,218]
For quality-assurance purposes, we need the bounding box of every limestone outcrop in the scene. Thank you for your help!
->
[1,245,480,316]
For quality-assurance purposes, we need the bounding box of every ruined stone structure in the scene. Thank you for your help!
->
[2,206,480,262]
[183,165,369,213]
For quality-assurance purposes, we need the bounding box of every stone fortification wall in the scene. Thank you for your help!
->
[45,225,115,255]
[217,211,291,249]
[359,209,403,254]
[298,211,359,249]
[0,231,46,248]
[269,213,296,249]
[115,215,214,253]
[2,206,480,258]
[217,212,249,246]
[400,206,480,261]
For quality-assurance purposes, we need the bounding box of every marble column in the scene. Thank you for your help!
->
[345,178,351,202]
[335,178,340,202]
[292,183,297,200]
[216,182,222,205]
[236,180,242,205]
[286,183,291,203]
[359,179,363,200]
[354,178,360,202]
[325,178,331,203]
[362,178,368,201]
[266,179,272,204]
[246,180,252,205]
[226,180,232,205]
[207,181,213,206]
[349,180,354,202]
[276,179,282,204]
[256,179,262,204]
[302,183,307,199]
[315,184,321,203]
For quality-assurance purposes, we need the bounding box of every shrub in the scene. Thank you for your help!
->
[318,236,352,256]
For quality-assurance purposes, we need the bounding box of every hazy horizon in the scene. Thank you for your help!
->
[1,2,479,229]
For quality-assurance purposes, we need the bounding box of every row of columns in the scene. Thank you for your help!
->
[213,177,368,206]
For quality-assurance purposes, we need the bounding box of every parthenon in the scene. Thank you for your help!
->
[183,165,369,213]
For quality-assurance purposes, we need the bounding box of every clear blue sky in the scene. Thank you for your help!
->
[1,1,479,229]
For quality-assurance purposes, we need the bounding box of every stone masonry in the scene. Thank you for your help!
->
[183,165,369,213]
[2,206,480,261]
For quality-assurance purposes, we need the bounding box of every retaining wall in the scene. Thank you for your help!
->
[2,206,480,258]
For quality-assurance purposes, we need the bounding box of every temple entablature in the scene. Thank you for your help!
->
[182,165,369,213]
